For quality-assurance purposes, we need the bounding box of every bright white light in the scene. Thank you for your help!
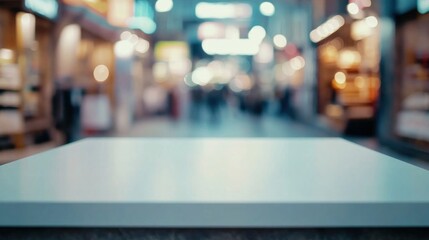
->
[248,26,266,42]
[153,62,169,81]
[195,2,252,19]
[192,67,213,86]
[120,31,132,40]
[93,65,109,82]
[155,0,173,13]
[198,22,225,40]
[225,25,240,39]
[309,30,321,43]
[135,39,150,54]
[289,56,305,70]
[273,34,287,49]
[329,15,345,28]
[202,39,260,55]
[255,41,273,63]
[20,12,35,25]
[169,58,191,76]
[347,3,360,15]
[351,20,373,40]
[129,34,139,45]
[114,40,134,58]
[208,60,231,83]
[229,74,253,92]
[337,49,361,69]
[334,72,346,84]
[260,2,275,16]
[0,49,14,61]
[309,15,345,43]
[365,16,378,28]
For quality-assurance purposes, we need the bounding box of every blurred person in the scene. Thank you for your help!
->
[189,86,204,121]
[52,82,83,143]
[248,87,265,116]
[238,92,248,112]
[142,85,167,116]
[206,86,222,123]
[282,86,295,119]
[275,85,286,116]
[167,87,180,120]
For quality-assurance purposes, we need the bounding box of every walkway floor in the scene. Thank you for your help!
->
[114,113,331,138]
[2,109,428,170]
[113,110,429,171]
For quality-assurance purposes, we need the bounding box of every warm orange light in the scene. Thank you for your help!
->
[337,49,361,69]
[320,45,338,63]
[354,76,366,88]
[332,72,347,89]
[0,49,14,63]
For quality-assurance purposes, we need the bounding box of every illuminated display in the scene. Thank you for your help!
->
[107,0,133,27]
[418,0,429,14]
[195,2,252,19]
[130,0,156,34]
[154,41,189,61]
[25,0,59,19]
[309,15,345,43]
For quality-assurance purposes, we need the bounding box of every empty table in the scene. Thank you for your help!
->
[1,138,429,239]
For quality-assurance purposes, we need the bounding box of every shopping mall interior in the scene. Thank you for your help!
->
[0,0,428,165]
[1,0,429,238]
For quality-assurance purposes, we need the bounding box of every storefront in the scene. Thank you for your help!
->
[54,1,121,138]
[54,0,153,137]
[311,2,381,135]
[378,0,429,158]
[0,0,58,150]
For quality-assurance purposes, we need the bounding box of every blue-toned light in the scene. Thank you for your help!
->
[129,17,157,34]
[418,0,429,14]
[132,0,156,34]
[134,0,154,19]
[25,0,58,19]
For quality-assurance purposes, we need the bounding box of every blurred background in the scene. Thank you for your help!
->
[0,0,428,165]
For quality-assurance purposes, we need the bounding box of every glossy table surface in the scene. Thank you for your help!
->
[1,138,429,227]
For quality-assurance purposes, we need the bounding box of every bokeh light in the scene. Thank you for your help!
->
[365,16,379,28]
[273,34,287,49]
[93,65,109,82]
[248,25,266,42]
[155,0,173,13]
[260,2,275,16]
[347,3,360,15]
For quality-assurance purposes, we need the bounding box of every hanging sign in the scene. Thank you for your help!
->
[24,0,59,19]
[418,0,429,14]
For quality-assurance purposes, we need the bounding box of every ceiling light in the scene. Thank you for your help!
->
[260,2,275,16]
[155,0,173,13]
[273,34,287,49]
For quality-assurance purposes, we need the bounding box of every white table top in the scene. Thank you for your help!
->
[1,138,429,227]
